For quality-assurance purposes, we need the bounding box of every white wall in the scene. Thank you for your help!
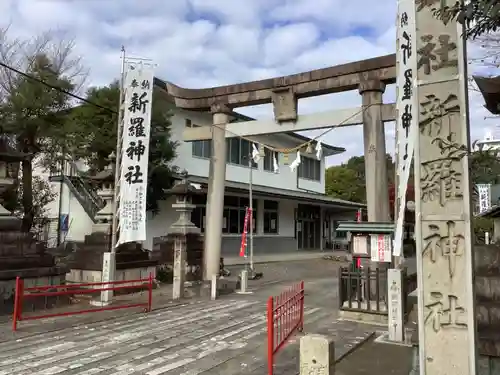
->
[43,180,94,243]
[31,159,94,244]
[30,107,334,248]
[170,110,326,194]
[145,194,298,250]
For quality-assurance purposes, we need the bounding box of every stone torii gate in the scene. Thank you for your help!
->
[156,54,397,280]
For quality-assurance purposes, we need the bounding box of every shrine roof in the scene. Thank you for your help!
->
[0,137,32,161]
[473,75,500,114]
[477,204,500,218]
[0,151,31,162]
[335,221,395,234]
[179,174,365,209]
[90,168,113,181]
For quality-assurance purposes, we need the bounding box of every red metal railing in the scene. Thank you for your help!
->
[267,281,304,375]
[12,274,153,331]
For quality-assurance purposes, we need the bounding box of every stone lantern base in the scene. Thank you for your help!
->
[66,232,158,288]
[152,232,204,282]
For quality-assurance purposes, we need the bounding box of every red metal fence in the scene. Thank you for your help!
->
[12,274,153,331]
[267,281,304,375]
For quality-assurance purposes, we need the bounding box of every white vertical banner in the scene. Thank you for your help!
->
[393,0,417,257]
[477,184,491,213]
[117,64,154,245]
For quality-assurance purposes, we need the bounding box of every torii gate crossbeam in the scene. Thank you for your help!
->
[183,104,396,141]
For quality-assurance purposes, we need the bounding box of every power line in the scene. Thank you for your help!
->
[0,61,117,114]
[0,59,373,157]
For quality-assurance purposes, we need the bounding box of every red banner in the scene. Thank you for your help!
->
[239,207,252,257]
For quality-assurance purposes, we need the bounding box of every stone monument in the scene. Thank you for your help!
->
[410,0,478,373]
[67,156,157,286]
[0,144,67,313]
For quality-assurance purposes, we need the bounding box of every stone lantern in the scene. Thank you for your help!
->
[168,171,202,235]
[90,158,115,234]
[0,143,67,310]
[163,171,204,300]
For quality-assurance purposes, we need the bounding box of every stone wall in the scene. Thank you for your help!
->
[475,244,500,358]
[0,273,67,315]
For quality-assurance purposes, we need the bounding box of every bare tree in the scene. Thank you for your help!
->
[0,25,89,101]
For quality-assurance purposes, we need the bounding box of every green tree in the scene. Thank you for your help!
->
[469,146,500,184]
[0,28,86,232]
[325,154,395,203]
[434,0,500,39]
[70,82,178,214]
[0,55,78,231]
[325,166,365,202]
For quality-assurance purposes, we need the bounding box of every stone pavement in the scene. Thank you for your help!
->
[223,250,346,266]
[0,259,389,374]
[0,297,374,375]
[335,337,413,375]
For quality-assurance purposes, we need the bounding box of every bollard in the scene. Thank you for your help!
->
[299,334,335,374]
[211,274,218,300]
[237,269,253,294]
[485,231,490,245]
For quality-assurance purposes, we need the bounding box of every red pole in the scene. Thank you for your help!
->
[267,296,274,375]
[148,273,153,312]
[19,278,24,320]
[12,277,20,332]
[299,281,305,332]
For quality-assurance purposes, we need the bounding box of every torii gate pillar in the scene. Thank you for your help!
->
[204,103,230,281]
[359,79,390,222]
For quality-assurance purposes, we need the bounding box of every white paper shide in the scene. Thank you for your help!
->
[117,65,154,245]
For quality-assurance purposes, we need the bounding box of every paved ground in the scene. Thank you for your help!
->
[0,259,411,374]
[335,337,413,375]
[223,250,342,266]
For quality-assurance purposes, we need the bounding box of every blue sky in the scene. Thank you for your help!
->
[0,0,497,166]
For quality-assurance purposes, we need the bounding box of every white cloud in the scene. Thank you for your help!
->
[0,0,496,168]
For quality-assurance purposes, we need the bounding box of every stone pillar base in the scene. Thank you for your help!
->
[339,301,388,325]
[0,267,69,314]
[67,266,156,287]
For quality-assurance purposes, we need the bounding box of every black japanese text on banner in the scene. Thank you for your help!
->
[118,64,154,245]
[394,0,417,257]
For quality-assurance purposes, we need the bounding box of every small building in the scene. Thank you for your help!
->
[34,79,364,256]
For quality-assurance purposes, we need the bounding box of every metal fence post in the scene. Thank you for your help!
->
[148,273,153,312]
[267,296,274,375]
[12,277,21,332]
[299,280,305,331]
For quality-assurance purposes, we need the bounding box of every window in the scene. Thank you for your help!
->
[263,200,279,234]
[264,148,279,172]
[191,206,206,232]
[298,156,321,181]
[226,138,257,168]
[190,194,207,232]
[189,121,212,159]
[223,196,257,234]
[192,140,212,158]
